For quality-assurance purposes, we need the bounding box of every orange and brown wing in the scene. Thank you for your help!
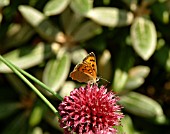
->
[83,52,97,77]
[70,63,96,83]
[70,52,97,83]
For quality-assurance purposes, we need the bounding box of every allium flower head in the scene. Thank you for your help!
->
[58,84,124,134]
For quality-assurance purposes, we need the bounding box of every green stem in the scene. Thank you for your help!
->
[0,55,61,118]
[8,60,63,101]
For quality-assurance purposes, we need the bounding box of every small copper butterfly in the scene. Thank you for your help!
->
[70,52,98,83]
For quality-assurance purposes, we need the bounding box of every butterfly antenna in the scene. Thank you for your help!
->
[98,76,110,83]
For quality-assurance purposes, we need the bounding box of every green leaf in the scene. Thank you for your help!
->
[155,45,170,72]
[0,102,20,119]
[44,0,70,16]
[4,23,35,49]
[120,92,167,123]
[155,46,168,70]
[125,66,150,90]
[0,13,2,24]
[60,8,83,35]
[19,5,60,42]
[70,0,93,15]
[32,127,43,134]
[131,17,157,60]
[125,77,144,91]
[98,50,112,82]
[59,81,76,98]
[128,65,150,78]
[29,105,43,127]
[0,0,10,7]
[112,68,128,92]
[43,52,71,92]
[0,43,52,73]
[71,49,88,65]
[73,21,102,41]
[86,7,133,27]
[112,47,135,92]
[116,115,135,134]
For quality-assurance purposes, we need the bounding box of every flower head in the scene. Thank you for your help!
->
[58,84,124,134]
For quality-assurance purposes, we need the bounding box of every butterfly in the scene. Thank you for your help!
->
[70,52,98,84]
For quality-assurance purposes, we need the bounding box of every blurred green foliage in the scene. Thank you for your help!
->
[0,0,170,133]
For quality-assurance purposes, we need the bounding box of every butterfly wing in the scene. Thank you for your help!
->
[70,63,96,83]
[83,52,97,78]
[70,52,97,83]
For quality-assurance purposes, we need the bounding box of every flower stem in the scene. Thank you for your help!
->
[7,59,63,101]
[0,55,61,118]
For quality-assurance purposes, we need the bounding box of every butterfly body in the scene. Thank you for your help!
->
[70,52,97,83]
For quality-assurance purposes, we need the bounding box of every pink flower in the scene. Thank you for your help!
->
[58,84,124,134]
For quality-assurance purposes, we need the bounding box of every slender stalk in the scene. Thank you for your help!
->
[0,55,61,118]
[7,60,63,101]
